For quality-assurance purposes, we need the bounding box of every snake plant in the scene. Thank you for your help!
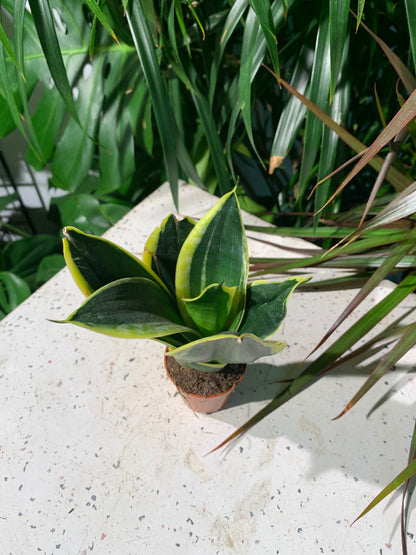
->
[56,189,307,371]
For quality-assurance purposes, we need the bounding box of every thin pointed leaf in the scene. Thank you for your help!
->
[268,71,412,192]
[209,0,249,104]
[250,231,408,274]
[298,2,331,200]
[318,86,416,214]
[28,0,81,127]
[239,7,260,158]
[240,1,287,162]
[315,50,349,221]
[333,322,416,419]
[185,0,205,40]
[84,0,119,43]
[245,224,405,240]
[308,226,416,355]
[405,0,416,73]
[329,0,350,99]
[251,0,279,76]
[402,422,416,554]
[343,182,416,242]
[190,88,233,194]
[355,1,366,31]
[0,13,25,81]
[0,30,30,144]
[357,15,416,95]
[229,1,291,170]
[55,277,194,339]
[353,459,416,524]
[269,46,312,172]
[15,0,45,165]
[126,1,180,207]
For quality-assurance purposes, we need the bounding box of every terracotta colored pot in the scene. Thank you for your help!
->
[164,351,246,414]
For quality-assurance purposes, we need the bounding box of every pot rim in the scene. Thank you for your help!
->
[164,348,246,400]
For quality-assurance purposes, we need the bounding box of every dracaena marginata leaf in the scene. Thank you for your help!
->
[182,283,238,336]
[143,214,195,295]
[63,226,167,297]
[54,277,196,339]
[175,189,248,327]
[239,277,310,338]
[166,332,286,372]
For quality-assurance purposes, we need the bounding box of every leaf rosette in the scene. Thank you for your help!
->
[56,189,308,371]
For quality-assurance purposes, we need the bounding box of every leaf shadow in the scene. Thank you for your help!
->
[207,354,415,503]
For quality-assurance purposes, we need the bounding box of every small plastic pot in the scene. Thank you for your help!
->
[164,352,246,414]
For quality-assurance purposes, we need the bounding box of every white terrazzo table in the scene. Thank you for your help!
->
[1,183,415,554]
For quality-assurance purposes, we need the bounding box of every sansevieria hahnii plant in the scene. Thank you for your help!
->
[56,189,307,371]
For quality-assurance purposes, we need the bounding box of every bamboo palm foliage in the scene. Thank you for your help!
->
[1,0,413,226]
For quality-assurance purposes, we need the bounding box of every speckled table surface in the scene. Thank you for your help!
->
[1,183,415,555]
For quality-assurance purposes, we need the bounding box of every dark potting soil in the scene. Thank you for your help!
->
[166,355,246,397]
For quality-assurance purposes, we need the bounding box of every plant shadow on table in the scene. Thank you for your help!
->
[208,353,414,490]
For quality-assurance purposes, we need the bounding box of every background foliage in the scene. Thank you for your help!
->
[0,0,414,225]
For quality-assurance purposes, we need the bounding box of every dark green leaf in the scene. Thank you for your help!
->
[35,253,65,286]
[25,82,66,169]
[52,193,109,236]
[51,55,105,191]
[405,0,416,71]
[57,277,194,339]
[143,214,195,295]
[298,2,331,200]
[3,234,61,277]
[126,1,180,207]
[84,0,119,43]
[28,0,82,127]
[63,226,167,296]
[251,0,279,76]
[0,271,31,314]
[329,0,350,99]
[239,277,309,338]
[98,203,131,226]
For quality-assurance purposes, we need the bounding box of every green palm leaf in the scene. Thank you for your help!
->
[28,0,81,127]
[126,1,180,207]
